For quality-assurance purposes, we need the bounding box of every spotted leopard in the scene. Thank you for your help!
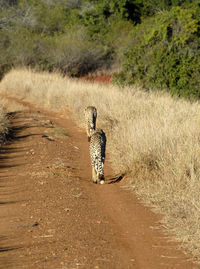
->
[89,129,106,184]
[84,106,97,142]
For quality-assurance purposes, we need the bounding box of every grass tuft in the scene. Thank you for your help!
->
[0,99,9,146]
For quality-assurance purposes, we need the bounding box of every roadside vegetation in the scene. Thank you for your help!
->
[1,68,200,261]
[0,0,200,99]
[0,97,25,147]
[116,3,200,100]
[0,100,9,146]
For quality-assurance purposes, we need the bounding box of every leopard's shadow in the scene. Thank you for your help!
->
[106,173,125,184]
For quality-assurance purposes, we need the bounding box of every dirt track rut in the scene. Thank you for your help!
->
[0,96,198,269]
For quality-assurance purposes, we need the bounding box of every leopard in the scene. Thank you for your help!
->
[84,106,97,142]
[89,129,106,184]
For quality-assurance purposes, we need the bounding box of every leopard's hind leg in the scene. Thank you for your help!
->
[92,166,97,184]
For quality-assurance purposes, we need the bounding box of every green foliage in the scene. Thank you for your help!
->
[0,0,130,78]
[139,0,194,17]
[115,5,200,99]
[1,0,200,100]
[0,0,106,77]
[0,34,12,79]
[81,0,142,40]
[0,0,18,8]
[37,25,109,76]
[105,20,134,65]
[32,4,70,34]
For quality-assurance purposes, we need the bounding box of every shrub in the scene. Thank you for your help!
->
[0,102,9,145]
[139,0,194,17]
[37,25,110,76]
[105,20,134,67]
[116,5,200,99]
[81,0,142,41]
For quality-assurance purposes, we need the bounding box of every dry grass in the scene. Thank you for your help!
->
[0,99,10,146]
[1,68,200,261]
[0,98,26,113]
[0,96,26,147]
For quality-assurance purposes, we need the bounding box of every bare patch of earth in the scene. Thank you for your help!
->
[80,74,113,84]
[0,97,198,269]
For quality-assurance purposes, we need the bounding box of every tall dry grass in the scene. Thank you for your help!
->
[0,96,25,147]
[0,68,200,261]
[0,99,9,147]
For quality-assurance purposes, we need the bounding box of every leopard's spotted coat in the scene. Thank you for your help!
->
[84,106,97,142]
[89,129,106,184]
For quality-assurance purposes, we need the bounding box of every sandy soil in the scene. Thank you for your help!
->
[0,96,198,269]
[80,74,113,84]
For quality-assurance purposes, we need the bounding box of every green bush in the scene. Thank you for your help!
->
[115,5,200,99]
[105,20,134,66]
[30,25,110,76]
[139,0,194,17]
[81,0,142,41]
[0,1,110,77]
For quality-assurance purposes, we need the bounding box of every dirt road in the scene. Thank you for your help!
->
[0,96,198,269]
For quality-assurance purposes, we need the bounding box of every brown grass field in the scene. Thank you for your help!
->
[0,68,200,262]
